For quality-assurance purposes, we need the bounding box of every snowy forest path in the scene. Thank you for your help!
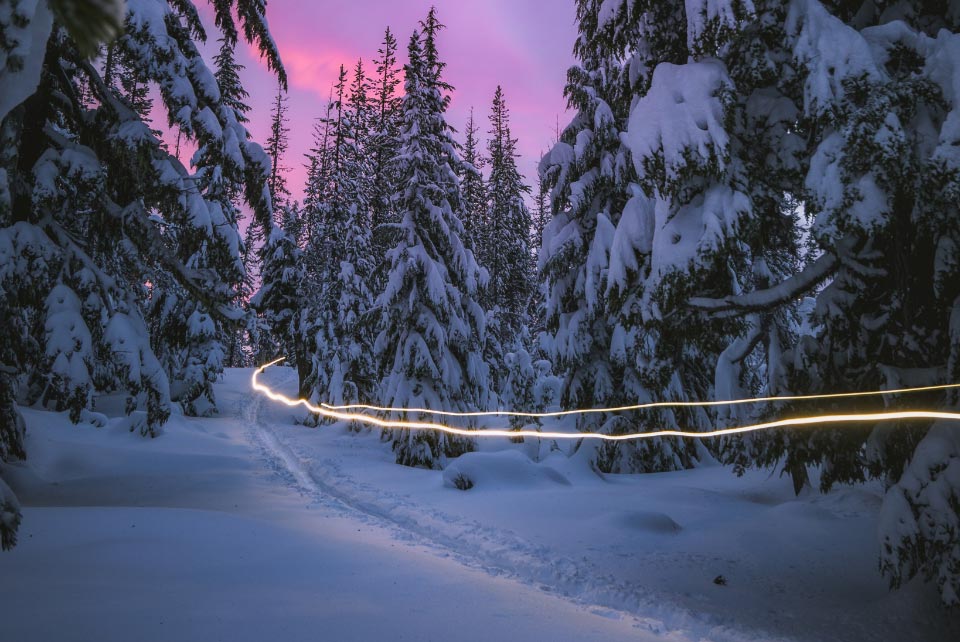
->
[0,370,664,642]
[243,368,755,642]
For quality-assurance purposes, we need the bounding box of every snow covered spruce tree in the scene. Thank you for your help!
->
[601,0,806,477]
[484,86,533,334]
[625,0,960,605]
[368,27,404,270]
[375,22,487,468]
[460,108,488,261]
[265,84,293,217]
[250,81,300,368]
[0,0,283,545]
[251,203,308,392]
[541,0,720,472]
[214,36,257,368]
[306,64,376,417]
[528,170,551,324]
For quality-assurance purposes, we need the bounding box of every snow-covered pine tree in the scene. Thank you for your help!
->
[650,0,960,605]
[369,26,403,268]
[528,168,550,324]
[265,84,292,215]
[540,0,707,472]
[375,26,487,469]
[104,40,154,120]
[0,0,283,545]
[307,63,376,418]
[348,59,372,157]
[461,108,487,259]
[213,36,256,368]
[484,86,532,334]
[302,94,336,260]
[592,0,803,477]
[251,203,308,390]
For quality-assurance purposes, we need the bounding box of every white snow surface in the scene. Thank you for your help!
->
[1,367,957,642]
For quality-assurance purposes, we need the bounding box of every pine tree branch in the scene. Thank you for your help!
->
[689,252,838,314]
[43,127,243,328]
[102,197,244,326]
[39,216,118,316]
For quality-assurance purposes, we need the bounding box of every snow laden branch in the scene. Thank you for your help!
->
[688,252,838,314]
[43,126,243,328]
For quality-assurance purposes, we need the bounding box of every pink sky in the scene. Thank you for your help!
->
[230,0,577,201]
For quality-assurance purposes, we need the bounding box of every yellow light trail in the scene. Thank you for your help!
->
[321,375,960,419]
[252,358,960,441]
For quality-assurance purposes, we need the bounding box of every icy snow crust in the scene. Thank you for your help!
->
[1,368,956,642]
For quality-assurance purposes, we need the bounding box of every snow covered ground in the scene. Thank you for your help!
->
[1,367,957,642]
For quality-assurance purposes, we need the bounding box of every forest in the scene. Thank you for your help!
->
[1,1,959,638]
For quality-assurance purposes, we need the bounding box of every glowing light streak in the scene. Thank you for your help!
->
[252,359,960,441]
[321,377,960,418]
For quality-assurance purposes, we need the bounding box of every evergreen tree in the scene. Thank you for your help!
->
[265,84,291,213]
[540,0,706,473]
[348,59,371,156]
[0,0,283,547]
[375,27,486,469]
[604,0,960,604]
[484,86,532,334]
[104,41,154,119]
[307,64,376,415]
[214,35,257,368]
[528,168,550,324]
[531,168,549,272]
[369,26,403,266]
[251,203,307,387]
[302,93,337,259]
[213,36,251,124]
[461,107,487,260]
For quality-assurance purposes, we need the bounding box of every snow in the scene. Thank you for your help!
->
[685,0,756,50]
[597,0,625,30]
[0,0,53,123]
[608,187,655,293]
[2,367,957,642]
[647,185,749,283]
[625,59,733,182]
[785,0,881,117]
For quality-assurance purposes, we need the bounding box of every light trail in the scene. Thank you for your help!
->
[252,359,960,441]
[321,375,960,419]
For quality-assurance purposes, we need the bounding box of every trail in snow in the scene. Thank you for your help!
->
[1,371,670,642]
[247,367,779,642]
[249,366,960,642]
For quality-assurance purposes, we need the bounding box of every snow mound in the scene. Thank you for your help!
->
[443,450,571,491]
[613,510,682,534]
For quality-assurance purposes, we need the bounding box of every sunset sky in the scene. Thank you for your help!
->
[227,1,578,201]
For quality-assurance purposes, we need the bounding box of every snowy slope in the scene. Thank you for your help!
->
[1,367,957,642]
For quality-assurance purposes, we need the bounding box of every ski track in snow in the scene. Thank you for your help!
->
[243,372,779,642]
